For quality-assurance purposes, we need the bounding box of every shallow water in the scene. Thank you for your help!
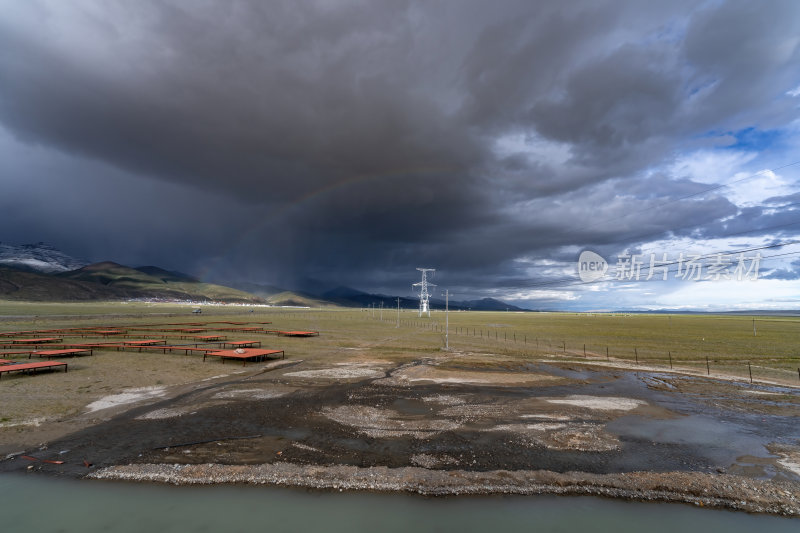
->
[607,413,768,467]
[1,475,797,533]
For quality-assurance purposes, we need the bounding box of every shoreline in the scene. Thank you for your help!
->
[87,462,800,517]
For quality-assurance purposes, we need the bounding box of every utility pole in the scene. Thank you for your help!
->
[396,297,400,328]
[753,317,757,337]
[445,289,449,350]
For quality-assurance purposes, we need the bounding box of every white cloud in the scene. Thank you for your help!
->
[669,149,756,186]
[668,150,798,206]
[492,132,572,168]
[655,279,800,310]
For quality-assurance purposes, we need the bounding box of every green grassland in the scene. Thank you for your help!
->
[270,307,800,384]
[1,301,799,386]
[1,301,798,433]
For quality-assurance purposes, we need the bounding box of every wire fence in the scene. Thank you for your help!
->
[336,309,800,386]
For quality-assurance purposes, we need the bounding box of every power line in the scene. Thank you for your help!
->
[491,161,800,298]
[512,239,800,291]
[596,159,800,229]
[510,202,800,293]
[586,213,800,260]
[497,161,800,292]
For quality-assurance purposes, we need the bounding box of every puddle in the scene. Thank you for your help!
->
[607,414,767,466]
[386,365,566,386]
[530,363,597,381]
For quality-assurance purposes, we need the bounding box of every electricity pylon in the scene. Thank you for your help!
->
[412,268,436,317]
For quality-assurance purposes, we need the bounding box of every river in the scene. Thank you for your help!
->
[1,474,797,532]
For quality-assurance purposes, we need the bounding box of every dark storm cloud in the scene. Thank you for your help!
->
[1,0,799,295]
[0,0,483,203]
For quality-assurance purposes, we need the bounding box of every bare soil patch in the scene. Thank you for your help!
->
[2,313,799,516]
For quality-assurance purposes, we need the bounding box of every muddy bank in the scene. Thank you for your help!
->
[87,462,800,516]
[3,352,799,516]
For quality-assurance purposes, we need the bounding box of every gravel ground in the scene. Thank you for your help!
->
[3,348,799,517]
[87,462,800,516]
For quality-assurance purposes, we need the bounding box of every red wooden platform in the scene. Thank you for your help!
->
[95,329,125,334]
[193,335,226,342]
[222,340,262,348]
[279,331,319,337]
[122,340,167,352]
[31,348,93,359]
[10,337,62,344]
[0,361,68,379]
[203,348,284,365]
[137,345,213,355]
[124,340,168,346]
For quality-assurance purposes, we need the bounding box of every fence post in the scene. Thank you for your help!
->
[635,348,638,364]
[668,351,672,369]
[583,344,586,357]
[606,346,609,361]
[706,356,710,376]
[749,362,753,384]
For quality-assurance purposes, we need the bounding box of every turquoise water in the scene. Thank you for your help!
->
[0,475,797,532]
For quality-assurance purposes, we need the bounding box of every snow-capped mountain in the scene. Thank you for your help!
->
[0,242,88,273]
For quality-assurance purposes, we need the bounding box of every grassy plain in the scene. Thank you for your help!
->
[1,301,799,437]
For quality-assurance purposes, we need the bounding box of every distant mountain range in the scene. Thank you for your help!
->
[0,241,88,273]
[0,242,528,310]
[224,283,527,311]
[0,261,263,303]
[312,286,529,311]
